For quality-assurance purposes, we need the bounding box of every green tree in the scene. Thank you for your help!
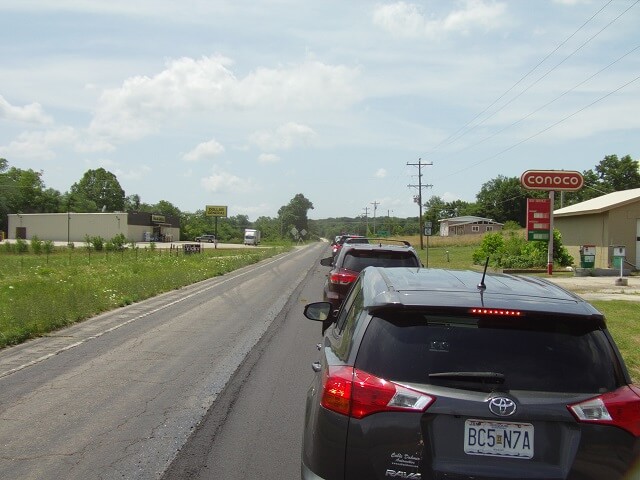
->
[70,168,125,212]
[124,194,141,211]
[595,154,640,190]
[563,154,640,206]
[151,199,181,218]
[254,216,280,241]
[278,193,314,237]
[475,176,545,226]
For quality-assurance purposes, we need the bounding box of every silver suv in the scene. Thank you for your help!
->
[195,234,216,243]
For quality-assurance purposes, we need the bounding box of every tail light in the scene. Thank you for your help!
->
[568,385,640,436]
[321,366,435,419]
[329,269,358,286]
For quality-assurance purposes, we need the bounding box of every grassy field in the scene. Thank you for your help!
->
[402,233,487,270]
[0,245,289,349]
[592,300,640,383]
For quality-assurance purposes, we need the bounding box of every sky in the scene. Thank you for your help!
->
[0,1,638,221]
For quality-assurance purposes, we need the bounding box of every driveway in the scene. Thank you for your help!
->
[545,274,640,302]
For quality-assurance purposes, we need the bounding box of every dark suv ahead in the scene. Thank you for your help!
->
[321,239,421,312]
[302,267,640,480]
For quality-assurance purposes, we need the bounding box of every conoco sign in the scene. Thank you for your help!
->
[520,170,584,191]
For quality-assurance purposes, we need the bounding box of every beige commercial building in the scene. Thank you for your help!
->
[6,212,180,244]
[554,188,640,270]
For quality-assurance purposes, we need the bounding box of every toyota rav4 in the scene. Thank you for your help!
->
[302,266,640,480]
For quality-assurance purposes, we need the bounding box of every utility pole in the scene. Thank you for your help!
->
[407,158,433,250]
[371,201,379,235]
[362,206,369,235]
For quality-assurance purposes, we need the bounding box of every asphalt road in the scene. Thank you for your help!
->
[161,247,327,479]
[0,242,328,480]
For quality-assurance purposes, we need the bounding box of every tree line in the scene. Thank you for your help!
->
[0,159,314,243]
[1,154,637,242]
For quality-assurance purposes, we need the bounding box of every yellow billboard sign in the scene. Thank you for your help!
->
[205,205,228,217]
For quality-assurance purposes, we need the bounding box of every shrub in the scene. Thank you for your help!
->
[110,233,127,250]
[3,240,15,253]
[15,238,28,253]
[472,229,572,269]
[30,236,44,254]
[503,220,522,230]
[85,235,105,251]
[43,240,55,254]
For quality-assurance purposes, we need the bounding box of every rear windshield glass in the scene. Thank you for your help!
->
[355,313,620,393]
[342,251,420,271]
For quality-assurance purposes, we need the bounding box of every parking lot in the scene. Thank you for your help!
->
[546,273,640,301]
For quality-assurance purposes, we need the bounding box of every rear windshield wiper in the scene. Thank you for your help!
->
[429,372,505,384]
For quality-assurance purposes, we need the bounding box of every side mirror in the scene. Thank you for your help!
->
[304,302,334,322]
[320,257,334,267]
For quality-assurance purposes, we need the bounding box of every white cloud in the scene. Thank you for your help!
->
[115,165,152,181]
[89,56,359,144]
[250,122,318,151]
[258,153,280,164]
[372,0,507,39]
[182,138,225,162]
[0,95,53,124]
[375,168,387,178]
[201,168,255,194]
[0,127,77,160]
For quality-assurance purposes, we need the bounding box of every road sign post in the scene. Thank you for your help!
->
[205,205,228,247]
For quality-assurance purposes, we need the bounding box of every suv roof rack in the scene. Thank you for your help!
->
[344,237,411,247]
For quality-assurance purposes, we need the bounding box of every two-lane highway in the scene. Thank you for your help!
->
[0,242,330,480]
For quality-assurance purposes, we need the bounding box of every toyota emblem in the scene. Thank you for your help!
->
[488,397,517,417]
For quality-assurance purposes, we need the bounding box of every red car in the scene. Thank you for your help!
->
[331,234,367,258]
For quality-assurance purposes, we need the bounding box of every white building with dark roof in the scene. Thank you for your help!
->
[438,216,503,237]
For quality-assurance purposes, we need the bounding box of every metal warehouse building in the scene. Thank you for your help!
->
[6,212,180,244]
[554,188,640,270]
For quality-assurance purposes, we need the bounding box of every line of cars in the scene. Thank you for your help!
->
[301,237,640,480]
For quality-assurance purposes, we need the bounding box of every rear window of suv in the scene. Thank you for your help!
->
[355,312,621,394]
[342,251,420,271]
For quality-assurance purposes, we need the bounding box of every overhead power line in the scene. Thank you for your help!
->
[425,0,619,156]
[436,73,640,181]
[440,44,640,158]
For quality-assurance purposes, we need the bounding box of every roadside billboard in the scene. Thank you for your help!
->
[205,205,228,217]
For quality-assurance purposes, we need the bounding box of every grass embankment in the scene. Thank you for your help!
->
[0,245,289,349]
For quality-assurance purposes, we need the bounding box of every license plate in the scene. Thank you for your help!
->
[464,419,534,459]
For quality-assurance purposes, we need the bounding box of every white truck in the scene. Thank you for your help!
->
[244,228,261,246]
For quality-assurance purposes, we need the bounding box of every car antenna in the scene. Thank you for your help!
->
[477,257,489,290]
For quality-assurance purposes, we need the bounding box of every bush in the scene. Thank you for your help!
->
[110,233,128,251]
[3,240,15,253]
[44,240,55,254]
[15,238,28,253]
[85,235,105,251]
[503,220,522,230]
[30,236,44,254]
[472,229,573,269]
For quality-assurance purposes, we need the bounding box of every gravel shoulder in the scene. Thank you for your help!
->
[544,274,640,302]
